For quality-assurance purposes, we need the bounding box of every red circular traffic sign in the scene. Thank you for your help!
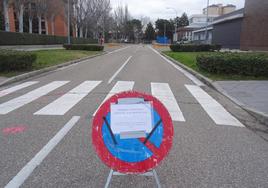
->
[92,91,173,174]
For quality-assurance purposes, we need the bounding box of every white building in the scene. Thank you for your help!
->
[177,14,217,42]
[175,4,236,42]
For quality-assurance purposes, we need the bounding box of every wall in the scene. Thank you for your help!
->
[240,0,268,51]
[4,4,67,37]
[212,18,243,49]
[8,6,15,32]
[222,6,236,15]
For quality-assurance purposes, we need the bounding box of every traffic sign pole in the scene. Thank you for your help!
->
[104,169,161,188]
[92,91,173,187]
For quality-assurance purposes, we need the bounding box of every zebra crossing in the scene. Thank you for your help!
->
[0,80,244,127]
[0,81,69,115]
[35,81,102,116]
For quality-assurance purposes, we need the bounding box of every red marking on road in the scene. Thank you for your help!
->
[2,125,27,135]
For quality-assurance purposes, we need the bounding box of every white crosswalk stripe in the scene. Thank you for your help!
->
[185,84,244,127]
[0,81,69,115]
[34,81,102,115]
[0,81,39,98]
[0,80,245,128]
[93,81,135,116]
[151,82,185,122]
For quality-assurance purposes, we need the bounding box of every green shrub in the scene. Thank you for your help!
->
[0,50,36,71]
[196,53,268,76]
[170,44,221,52]
[63,44,104,51]
[0,31,98,45]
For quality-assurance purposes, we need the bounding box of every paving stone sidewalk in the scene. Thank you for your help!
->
[215,81,268,116]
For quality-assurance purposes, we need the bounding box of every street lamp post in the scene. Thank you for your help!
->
[102,4,105,44]
[67,0,71,44]
[164,23,166,44]
[167,7,178,42]
[204,0,209,44]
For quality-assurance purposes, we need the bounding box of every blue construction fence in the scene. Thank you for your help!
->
[156,36,170,44]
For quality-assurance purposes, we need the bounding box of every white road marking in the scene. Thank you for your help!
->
[185,85,244,127]
[4,116,80,188]
[108,56,132,84]
[0,81,39,98]
[35,81,102,115]
[148,46,204,86]
[0,81,69,115]
[107,46,131,55]
[57,46,132,71]
[93,81,135,116]
[134,46,140,53]
[151,83,185,122]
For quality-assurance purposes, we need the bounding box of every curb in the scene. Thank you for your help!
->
[161,53,215,89]
[161,52,268,127]
[0,52,107,88]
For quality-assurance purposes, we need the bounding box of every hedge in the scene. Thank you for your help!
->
[0,50,36,71]
[0,31,98,45]
[196,53,268,76]
[63,44,104,51]
[170,44,221,52]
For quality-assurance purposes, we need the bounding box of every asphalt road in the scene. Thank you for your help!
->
[0,45,268,188]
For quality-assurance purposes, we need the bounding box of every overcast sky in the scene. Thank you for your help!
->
[110,0,245,21]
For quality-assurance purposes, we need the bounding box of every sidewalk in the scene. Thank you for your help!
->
[0,77,7,83]
[158,47,268,126]
[214,81,268,117]
[0,45,63,51]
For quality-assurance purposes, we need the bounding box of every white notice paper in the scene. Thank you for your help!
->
[111,102,153,135]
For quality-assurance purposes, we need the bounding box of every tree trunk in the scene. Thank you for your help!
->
[28,3,32,33]
[79,27,83,38]
[51,15,55,35]
[19,4,24,33]
[75,24,78,38]
[45,18,48,35]
[3,0,10,32]
[29,18,32,33]
[85,28,88,38]
[38,16,42,34]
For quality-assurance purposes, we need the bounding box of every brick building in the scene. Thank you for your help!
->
[240,0,268,51]
[1,2,69,37]
[193,0,268,51]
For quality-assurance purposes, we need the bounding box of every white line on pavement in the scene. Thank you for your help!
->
[148,46,204,86]
[57,46,131,71]
[0,81,39,98]
[185,84,244,127]
[107,46,131,55]
[151,82,185,122]
[93,81,135,116]
[34,81,102,115]
[134,46,140,53]
[108,56,132,84]
[0,81,69,115]
[4,116,81,188]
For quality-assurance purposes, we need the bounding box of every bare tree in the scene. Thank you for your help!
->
[83,0,111,39]
[47,0,63,35]
[2,0,10,31]
[113,4,131,39]
[43,0,63,35]
[27,0,35,33]
[12,0,28,33]
[35,0,47,34]
[73,0,87,38]
[140,15,150,29]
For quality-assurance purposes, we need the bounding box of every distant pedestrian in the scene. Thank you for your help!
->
[100,37,104,45]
